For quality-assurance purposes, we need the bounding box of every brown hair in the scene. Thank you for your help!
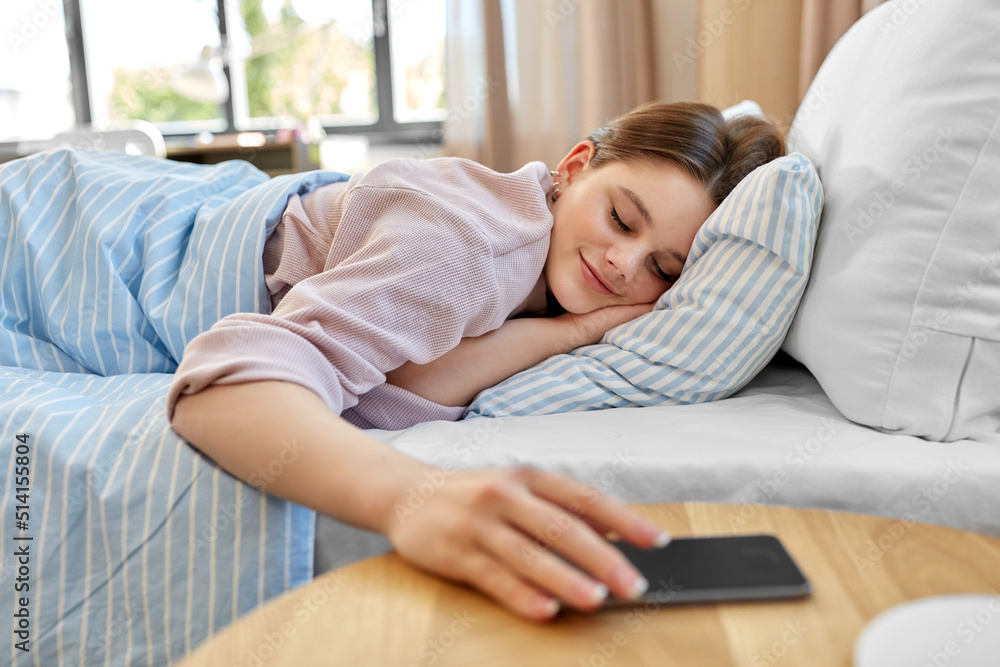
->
[585,101,786,207]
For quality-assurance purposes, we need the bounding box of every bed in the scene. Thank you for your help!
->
[315,352,1000,574]
[3,0,998,665]
[4,347,998,666]
[0,148,343,667]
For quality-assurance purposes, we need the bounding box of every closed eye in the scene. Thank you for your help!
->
[609,206,675,283]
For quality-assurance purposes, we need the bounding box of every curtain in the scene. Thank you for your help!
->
[799,0,888,98]
[443,0,880,169]
[444,0,685,173]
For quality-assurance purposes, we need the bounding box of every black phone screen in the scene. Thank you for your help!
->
[603,534,811,607]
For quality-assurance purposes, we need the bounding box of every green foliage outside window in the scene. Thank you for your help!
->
[106,0,373,124]
[241,0,374,120]
[109,67,219,123]
[105,0,441,126]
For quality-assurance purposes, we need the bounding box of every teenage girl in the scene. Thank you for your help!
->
[168,100,786,622]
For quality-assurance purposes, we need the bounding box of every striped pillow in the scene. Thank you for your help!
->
[462,152,823,419]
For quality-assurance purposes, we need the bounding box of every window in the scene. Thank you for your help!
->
[2,1,76,143]
[79,0,228,134]
[1,0,446,145]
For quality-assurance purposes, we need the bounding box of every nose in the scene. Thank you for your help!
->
[606,242,644,283]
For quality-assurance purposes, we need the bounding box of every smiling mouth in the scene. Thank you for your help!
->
[581,255,615,295]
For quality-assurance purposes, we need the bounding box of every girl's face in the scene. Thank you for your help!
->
[543,141,716,314]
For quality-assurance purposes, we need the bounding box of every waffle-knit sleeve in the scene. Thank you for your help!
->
[341,382,466,431]
[166,183,511,424]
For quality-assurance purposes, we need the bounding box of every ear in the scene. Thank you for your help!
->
[555,140,597,186]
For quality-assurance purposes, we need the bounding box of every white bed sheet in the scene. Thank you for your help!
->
[314,355,1000,574]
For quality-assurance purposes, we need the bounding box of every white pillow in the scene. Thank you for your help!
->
[721,100,765,121]
[782,0,1000,441]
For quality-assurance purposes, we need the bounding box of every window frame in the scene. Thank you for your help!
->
[50,0,444,146]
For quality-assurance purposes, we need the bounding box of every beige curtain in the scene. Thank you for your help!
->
[447,0,880,167]
[799,0,887,98]
[444,0,687,173]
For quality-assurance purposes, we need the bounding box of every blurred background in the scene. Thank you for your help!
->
[0,0,884,175]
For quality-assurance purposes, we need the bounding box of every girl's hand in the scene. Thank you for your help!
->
[555,301,657,348]
[384,465,670,622]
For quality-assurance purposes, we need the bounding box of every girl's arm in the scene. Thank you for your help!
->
[385,302,655,407]
[170,379,665,622]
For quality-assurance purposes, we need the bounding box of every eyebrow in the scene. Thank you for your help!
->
[615,185,687,266]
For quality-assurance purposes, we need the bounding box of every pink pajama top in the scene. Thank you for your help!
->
[165,157,554,430]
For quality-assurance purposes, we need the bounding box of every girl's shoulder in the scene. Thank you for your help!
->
[337,157,553,270]
[358,156,551,199]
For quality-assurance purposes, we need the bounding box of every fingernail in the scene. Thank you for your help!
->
[538,597,560,617]
[589,583,609,604]
[643,521,671,547]
[628,576,649,601]
[614,564,649,601]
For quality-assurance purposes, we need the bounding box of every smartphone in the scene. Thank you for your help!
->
[601,534,811,607]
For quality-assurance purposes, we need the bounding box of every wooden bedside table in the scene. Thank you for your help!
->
[175,502,1000,666]
[166,135,318,177]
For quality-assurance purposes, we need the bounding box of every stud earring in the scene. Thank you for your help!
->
[549,169,561,202]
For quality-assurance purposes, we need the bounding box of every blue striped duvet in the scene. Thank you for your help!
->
[0,149,350,665]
